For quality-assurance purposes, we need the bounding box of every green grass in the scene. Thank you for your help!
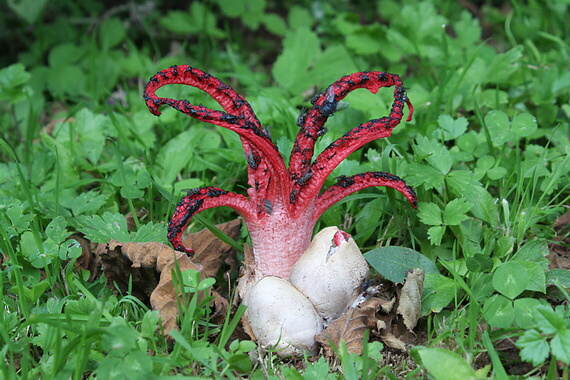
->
[1,0,569,378]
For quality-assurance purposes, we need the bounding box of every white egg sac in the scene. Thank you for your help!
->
[242,276,323,356]
[289,226,370,322]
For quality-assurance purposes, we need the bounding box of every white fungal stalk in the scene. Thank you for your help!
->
[242,226,370,356]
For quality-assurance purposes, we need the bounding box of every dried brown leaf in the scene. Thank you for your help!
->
[149,249,204,335]
[97,220,242,335]
[316,297,385,357]
[396,268,424,331]
[379,332,407,351]
[99,240,203,334]
[547,210,570,270]
[99,240,166,302]
[182,219,241,278]
[69,232,101,281]
[210,289,230,325]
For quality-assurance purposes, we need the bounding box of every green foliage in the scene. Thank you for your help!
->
[75,212,167,244]
[418,198,471,245]
[411,346,490,379]
[516,304,570,367]
[364,246,439,283]
[1,0,569,377]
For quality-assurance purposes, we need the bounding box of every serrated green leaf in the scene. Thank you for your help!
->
[418,202,442,226]
[61,191,108,216]
[345,25,385,55]
[414,135,452,174]
[155,129,208,186]
[73,108,111,164]
[551,329,570,364]
[492,261,529,299]
[443,198,471,225]
[447,177,497,224]
[4,199,32,233]
[516,329,550,366]
[0,63,31,101]
[484,46,523,84]
[133,222,167,243]
[75,212,130,243]
[403,163,444,190]
[272,27,320,93]
[427,226,446,246]
[437,114,468,141]
[454,10,481,47]
[311,45,358,87]
[101,317,137,356]
[364,246,439,283]
[546,268,570,288]
[535,305,567,335]
[99,18,126,51]
[263,13,287,36]
[159,3,223,37]
[288,5,313,29]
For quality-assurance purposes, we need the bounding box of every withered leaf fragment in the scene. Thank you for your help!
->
[99,220,241,335]
[396,268,425,331]
[181,218,241,278]
[316,297,389,357]
[100,240,203,334]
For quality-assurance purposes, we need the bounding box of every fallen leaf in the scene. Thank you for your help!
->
[379,332,407,351]
[374,307,409,351]
[99,240,166,303]
[397,268,425,331]
[316,297,388,357]
[69,232,101,281]
[97,220,242,335]
[182,219,241,278]
[210,289,230,325]
[547,210,570,270]
[149,248,204,334]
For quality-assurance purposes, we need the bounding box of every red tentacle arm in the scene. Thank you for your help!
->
[312,172,417,221]
[144,66,290,204]
[289,71,413,181]
[145,65,258,123]
[167,187,254,254]
[291,75,413,209]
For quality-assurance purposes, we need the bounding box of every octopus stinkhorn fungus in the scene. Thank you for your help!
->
[144,66,416,355]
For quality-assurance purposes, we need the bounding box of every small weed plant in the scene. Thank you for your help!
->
[1,0,568,378]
